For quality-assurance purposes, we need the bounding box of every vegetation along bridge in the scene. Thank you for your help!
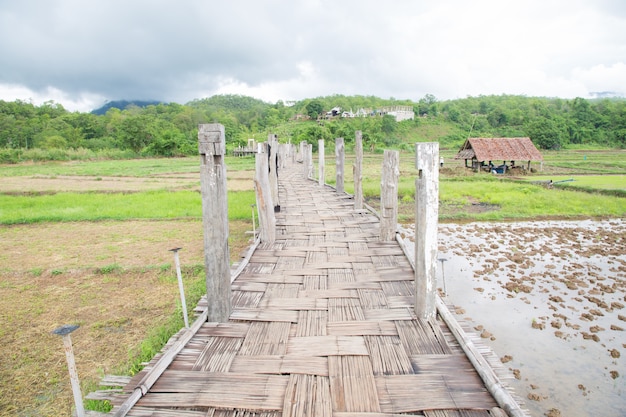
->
[87,124,528,417]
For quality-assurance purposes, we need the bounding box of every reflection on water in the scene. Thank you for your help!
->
[410,219,625,417]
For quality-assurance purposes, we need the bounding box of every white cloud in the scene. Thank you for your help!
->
[0,83,105,112]
[0,0,624,110]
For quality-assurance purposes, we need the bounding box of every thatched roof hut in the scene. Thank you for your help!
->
[455,137,543,172]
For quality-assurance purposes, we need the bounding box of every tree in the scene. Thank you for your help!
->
[305,100,323,119]
[525,117,564,150]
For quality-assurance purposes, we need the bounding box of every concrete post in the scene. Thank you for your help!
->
[335,137,344,193]
[380,150,399,241]
[414,142,439,320]
[198,123,231,322]
[354,131,363,210]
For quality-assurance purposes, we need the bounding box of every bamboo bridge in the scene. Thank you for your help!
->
[87,125,527,417]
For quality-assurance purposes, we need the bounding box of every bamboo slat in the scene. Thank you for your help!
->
[126,407,208,416]
[375,374,497,413]
[395,320,452,355]
[283,374,333,417]
[239,321,292,356]
[230,309,299,322]
[298,289,358,299]
[329,355,381,412]
[363,308,414,321]
[364,335,414,375]
[229,355,329,376]
[326,321,397,337]
[287,335,368,356]
[142,372,289,410]
[297,310,328,337]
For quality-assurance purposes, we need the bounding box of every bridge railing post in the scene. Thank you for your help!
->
[318,139,325,186]
[380,149,399,241]
[414,142,439,320]
[268,134,280,212]
[354,131,363,210]
[335,137,344,193]
[198,123,231,322]
[255,143,276,243]
[307,144,313,179]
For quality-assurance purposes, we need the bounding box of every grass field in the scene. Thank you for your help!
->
[0,148,624,416]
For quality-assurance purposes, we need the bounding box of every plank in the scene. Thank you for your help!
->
[143,372,289,410]
[327,321,397,337]
[375,374,497,413]
[287,335,368,356]
[229,355,329,376]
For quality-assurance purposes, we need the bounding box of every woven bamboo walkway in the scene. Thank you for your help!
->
[105,162,518,417]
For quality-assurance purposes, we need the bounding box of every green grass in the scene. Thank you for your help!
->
[541,149,626,174]
[528,175,626,190]
[0,190,256,224]
[0,155,255,177]
[439,180,626,220]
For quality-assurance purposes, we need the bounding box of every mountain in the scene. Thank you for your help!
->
[91,100,164,115]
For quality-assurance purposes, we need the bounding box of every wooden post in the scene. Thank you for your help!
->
[318,139,325,186]
[304,143,313,178]
[298,141,305,163]
[335,137,345,193]
[354,131,363,210]
[414,142,439,320]
[380,150,399,241]
[268,134,280,212]
[198,123,231,322]
[255,143,276,243]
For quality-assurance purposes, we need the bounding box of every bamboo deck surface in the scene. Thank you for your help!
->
[111,163,512,417]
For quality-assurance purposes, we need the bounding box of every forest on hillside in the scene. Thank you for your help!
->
[0,94,625,162]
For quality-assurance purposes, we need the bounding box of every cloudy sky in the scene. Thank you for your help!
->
[1,0,625,112]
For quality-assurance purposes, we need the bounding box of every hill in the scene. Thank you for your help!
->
[91,100,164,115]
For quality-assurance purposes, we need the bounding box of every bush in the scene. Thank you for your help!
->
[0,148,20,164]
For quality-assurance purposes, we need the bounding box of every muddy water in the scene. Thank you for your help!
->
[408,219,625,417]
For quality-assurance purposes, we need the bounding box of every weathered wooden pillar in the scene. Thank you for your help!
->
[198,123,231,322]
[380,150,399,241]
[354,131,363,210]
[298,141,305,163]
[255,143,276,243]
[268,134,279,211]
[304,143,313,178]
[335,137,345,193]
[414,142,439,320]
[318,139,325,186]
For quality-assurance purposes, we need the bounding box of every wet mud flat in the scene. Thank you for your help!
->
[426,219,625,417]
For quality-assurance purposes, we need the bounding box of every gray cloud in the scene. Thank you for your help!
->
[0,0,624,111]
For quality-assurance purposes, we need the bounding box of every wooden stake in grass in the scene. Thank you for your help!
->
[198,123,231,322]
[52,324,84,417]
[169,247,189,328]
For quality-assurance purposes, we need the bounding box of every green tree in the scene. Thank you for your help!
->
[525,117,564,150]
[305,100,324,119]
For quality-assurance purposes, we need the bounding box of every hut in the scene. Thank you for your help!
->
[455,137,543,173]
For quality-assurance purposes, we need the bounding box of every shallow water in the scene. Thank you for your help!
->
[408,219,626,417]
